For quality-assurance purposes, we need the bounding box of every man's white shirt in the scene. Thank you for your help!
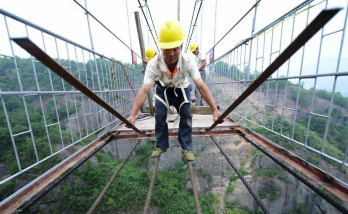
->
[143,52,201,88]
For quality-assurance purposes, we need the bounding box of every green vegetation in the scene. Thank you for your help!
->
[286,202,309,214]
[229,172,239,182]
[51,144,217,214]
[239,168,250,176]
[227,184,237,193]
[254,167,285,178]
[225,202,263,214]
[234,140,242,146]
[197,168,213,184]
[258,186,280,201]
[252,115,345,161]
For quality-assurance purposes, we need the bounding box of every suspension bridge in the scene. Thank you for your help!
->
[0,0,348,213]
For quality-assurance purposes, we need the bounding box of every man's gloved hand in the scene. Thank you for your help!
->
[126,115,136,128]
[213,110,224,123]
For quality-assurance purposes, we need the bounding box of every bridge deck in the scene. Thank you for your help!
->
[115,114,239,132]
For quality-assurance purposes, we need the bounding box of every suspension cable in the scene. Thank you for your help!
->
[88,139,141,214]
[205,9,340,132]
[72,0,141,58]
[188,161,202,214]
[13,38,144,134]
[143,155,161,214]
[184,0,198,52]
[145,0,159,40]
[205,0,261,55]
[137,0,160,51]
[210,136,270,214]
[185,0,203,52]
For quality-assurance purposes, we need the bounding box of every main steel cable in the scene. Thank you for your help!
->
[210,136,270,214]
[145,0,159,40]
[72,0,141,58]
[184,0,198,52]
[185,0,204,53]
[205,0,261,55]
[188,161,202,214]
[205,9,340,132]
[241,134,348,214]
[12,38,143,134]
[88,139,141,214]
[137,0,160,51]
[143,155,161,214]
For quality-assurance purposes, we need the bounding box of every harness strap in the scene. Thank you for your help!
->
[155,86,190,123]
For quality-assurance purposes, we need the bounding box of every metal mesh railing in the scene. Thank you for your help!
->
[207,0,348,168]
[0,7,144,200]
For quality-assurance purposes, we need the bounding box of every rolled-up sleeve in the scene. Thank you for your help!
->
[143,63,157,86]
[187,60,201,81]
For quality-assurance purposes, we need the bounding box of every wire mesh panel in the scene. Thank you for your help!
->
[0,8,144,203]
[207,0,348,167]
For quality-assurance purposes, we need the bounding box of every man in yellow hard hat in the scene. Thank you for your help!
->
[143,47,157,63]
[127,20,222,161]
[190,43,206,106]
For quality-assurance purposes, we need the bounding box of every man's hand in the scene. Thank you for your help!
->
[126,115,136,128]
[143,58,149,63]
[213,110,224,123]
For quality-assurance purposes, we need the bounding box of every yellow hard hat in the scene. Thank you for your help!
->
[146,47,156,60]
[190,43,199,52]
[158,20,185,49]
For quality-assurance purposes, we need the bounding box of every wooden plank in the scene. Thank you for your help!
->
[115,114,239,132]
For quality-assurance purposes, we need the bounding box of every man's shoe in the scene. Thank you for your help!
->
[150,148,165,158]
[182,149,196,161]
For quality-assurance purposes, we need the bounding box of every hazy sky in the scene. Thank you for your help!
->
[0,0,347,94]
[0,0,328,61]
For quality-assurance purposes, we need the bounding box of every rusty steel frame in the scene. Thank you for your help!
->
[236,125,348,212]
[11,38,143,134]
[0,131,117,214]
[111,129,242,140]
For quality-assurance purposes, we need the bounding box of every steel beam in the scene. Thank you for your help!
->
[0,131,116,214]
[11,38,143,134]
[111,129,242,140]
[237,126,348,212]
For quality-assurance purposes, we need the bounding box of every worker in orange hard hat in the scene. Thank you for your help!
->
[143,47,157,63]
[190,43,206,106]
[127,20,222,161]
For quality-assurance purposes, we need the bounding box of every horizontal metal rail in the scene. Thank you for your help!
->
[205,9,340,132]
[12,38,143,134]
[0,88,140,96]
